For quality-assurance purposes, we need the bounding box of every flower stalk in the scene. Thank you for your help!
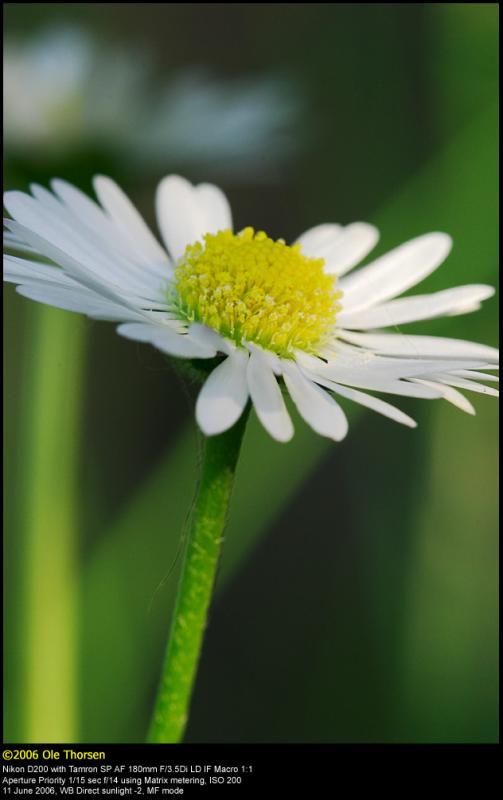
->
[147,405,250,743]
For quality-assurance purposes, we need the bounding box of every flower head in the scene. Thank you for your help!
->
[173,227,341,356]
[4,29,301,180]
[4,175,499,442]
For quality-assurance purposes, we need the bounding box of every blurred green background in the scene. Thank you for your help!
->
[3,3,498,743]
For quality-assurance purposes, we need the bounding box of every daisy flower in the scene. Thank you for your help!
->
[4,29,300,180]
[3,28,147,154]
[3,175,499,442]
[4,174,498,745]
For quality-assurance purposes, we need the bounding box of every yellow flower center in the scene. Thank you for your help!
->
[173,227,341,357]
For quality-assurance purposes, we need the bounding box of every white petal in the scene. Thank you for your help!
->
[432,374,499,397]
[282,361,348,441]
[322,223,379,276]
[196,350,249,436]
[27,185,159,294]
[338,330,499,362]
[29,184,63,212]
[296,222,379,277]
[53,178,172,282]
[410,379,475,415]
[337,284,495,329]
[327,383,417,427]
[450,370,499,382]
[16,284,143,321]
[117,322,216,359]
[296,224,343,257]
[303,368,442,399]
[155,175,208,261]
[339,232,452,313]
[52,179,115,236]
[244,341,282,375]
[4,218,154,320]
[3,231,38,255]
[195,183,232,233]
[306,349,490,381]
[4,190,163,300]
[5,256,159,318]
[93,175,169,265]
[187,323,233,355]
[4,255,76,287]
[247,349,294,442]
[35,181,172,294]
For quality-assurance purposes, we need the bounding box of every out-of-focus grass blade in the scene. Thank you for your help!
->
[397,400,498,742]
[6,304,86,742]
[81,99,498,741]
[390,8,498,741]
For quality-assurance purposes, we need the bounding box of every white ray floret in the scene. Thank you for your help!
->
[3,174,499,442]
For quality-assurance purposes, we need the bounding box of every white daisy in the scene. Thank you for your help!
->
[3,28,147,153]
[4,28,300,180]
[3,175,499,442]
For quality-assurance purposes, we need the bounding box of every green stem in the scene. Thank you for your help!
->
[147,407,250,743]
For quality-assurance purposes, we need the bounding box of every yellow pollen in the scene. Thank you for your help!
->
[173,227,342,357]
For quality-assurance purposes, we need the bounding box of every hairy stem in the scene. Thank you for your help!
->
[147,407,250,743]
